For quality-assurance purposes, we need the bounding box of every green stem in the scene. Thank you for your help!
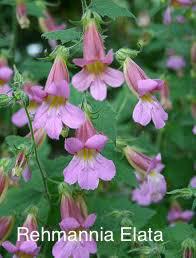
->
[81,0,88,13]
[23,102,51,203]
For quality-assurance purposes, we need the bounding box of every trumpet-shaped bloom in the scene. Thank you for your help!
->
[33,56,85,139]
[72,19,124,101]
[0,216,14,244]
[16,0,30,29]
[167,202,194,225]
[12,82,46,127]
[64,118,116,190]
[39,10,66,48]
[53,195,97,258]
[2,213,40,257]
[124,57,168,129]
[124,146,167,206]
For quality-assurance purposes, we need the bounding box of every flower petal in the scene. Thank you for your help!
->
[72,69,93,92]
[46,80,70,99]
[61,103,85,129]
[60,217,80,231]
[12,108,28,127]
[95,154,116,181]
[45,108,63,139]
[90,78,107,101]
[132,100,151,126]
[85,134,108,152]
[2,241,17,254]
[22,166,32,182]
[64,156,81,185]
[82,214,96,229]
[65,137,84,154]
[102,49,114,64]
[52,237,76,258]
[137,79,159,96]
[103,67,124,88]
[20,241,39,255]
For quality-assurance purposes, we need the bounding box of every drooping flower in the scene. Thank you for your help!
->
[124,57,168,129]
[11,128,46,182]
[163,6,172,25]
[124,146,167,206]
[189,176,196,188]
[167,202,194,225]
[12,82,46,127]
[0,216,14,244]
[0,168,9,203]
[39,10,66,48]
[166,55,186,72]
[72,19,124,101]
[16,0,30,29]
[2,213,40,257]
[53,194,97,258]
[64,117,116,190]
[160,81,172,110]
[33,55,85,140]
[0,57,13,95]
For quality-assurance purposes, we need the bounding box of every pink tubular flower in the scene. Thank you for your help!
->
[0,58,13,95]
[2,213,40,257]
[12,82,46,127]
[64,118,116,190]
[167,202,194,225]
[0,168,9,203]
[163,6,172,25]
[72,19,124,101]
[124,57,168,129]
[124,146,167,206]
[53,194,97,258]
[39,10,66,48]
[166,55,186,71]
[0,216,14,244]
[33,56,85,140]
[16,0,30,29]
[189,176,196,188]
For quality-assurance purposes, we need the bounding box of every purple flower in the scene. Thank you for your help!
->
[166,55,186,71]
[124,58,168,129]
[124,146,167,206]
[52,195,97,258]
[189,176,196,188]
[72,19,124,101]
[12,82,46,127]
[167,202,194,225]
[33,56,85,139]
[64,118,116,190]
[163,7,172,25]
[2,213,40,257]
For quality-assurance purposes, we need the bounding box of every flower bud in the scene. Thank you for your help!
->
[0,94,13,108]
[182,238,196,258]
[0,216,14,244]
[116,48,139,64]
[0,168,9,203]
[16,0,30,29]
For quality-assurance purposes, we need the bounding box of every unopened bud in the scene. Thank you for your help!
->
[182,238,196,258]
[0,168,9,203]
[0,94,13,108]
[116,48,140,64]
[0,216,14,244]
[13,66,24,90]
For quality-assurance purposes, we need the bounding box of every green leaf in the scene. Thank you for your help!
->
[5,135,32,152]
[27,1,44,17]
[90,0,135,20]
[42,28,82,44]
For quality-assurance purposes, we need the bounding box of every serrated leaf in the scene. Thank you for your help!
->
[42,28,82,44]
[90,0,135,20]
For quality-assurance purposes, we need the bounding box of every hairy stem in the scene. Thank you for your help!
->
[23,102,51,203]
